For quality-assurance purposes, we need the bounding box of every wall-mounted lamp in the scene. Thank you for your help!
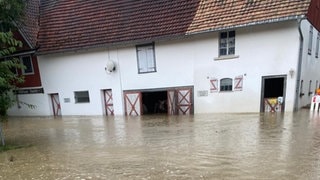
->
[289,68,295,78]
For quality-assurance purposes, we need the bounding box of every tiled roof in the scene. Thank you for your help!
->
[37,0,312,54]
[16,0,40,49]
[187,0,311,34]
[38,0,199,54]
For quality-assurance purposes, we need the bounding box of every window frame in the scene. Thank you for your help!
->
[136,43,156,74]
[316,32,320,58]
[20,55,34,75]
[308,25,313,55]
[220,78,233,92]
[219,30,235,57]
[74,91,90,103]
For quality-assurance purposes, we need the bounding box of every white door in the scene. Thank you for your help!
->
[176,88,192,115]
[103,89,114,116]
[50,93,61,116]
[167,89,176,115]
[124,92,142,116]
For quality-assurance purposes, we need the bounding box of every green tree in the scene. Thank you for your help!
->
[0,0,26,146]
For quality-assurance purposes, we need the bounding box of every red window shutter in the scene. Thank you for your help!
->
[210,78,219,92]
[234,75,243,91]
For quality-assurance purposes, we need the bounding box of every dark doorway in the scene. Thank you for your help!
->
[142,91,167,114]
[264,78,284,98]
[261,76,286,112]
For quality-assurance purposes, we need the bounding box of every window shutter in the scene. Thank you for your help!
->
[137,48,148,73]
[210,78,219,93]
[234,75,243,91]
[146,46,155,71]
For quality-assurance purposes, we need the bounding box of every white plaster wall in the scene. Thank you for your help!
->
[38,43,196,116]
[297,19,320,108]
[34,20,306,116]
[7,93,51,116]
[193,21,300,113]
[38,50,124,116]
[118,42,194,90]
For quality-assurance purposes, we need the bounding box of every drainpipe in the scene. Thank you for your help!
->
[294,18,305,111]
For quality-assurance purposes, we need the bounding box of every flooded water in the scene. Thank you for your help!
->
[1,110,320,179]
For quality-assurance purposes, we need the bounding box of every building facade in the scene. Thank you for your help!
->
[7,0,320,116]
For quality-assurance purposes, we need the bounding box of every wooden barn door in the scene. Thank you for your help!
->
[124,92,142,116]
[167,87,193,115]
[103,89,114,116]
[50,93,61,116]
[176,88,193,115]
[167,89,177,115]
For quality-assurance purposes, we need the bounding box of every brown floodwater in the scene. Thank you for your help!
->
[0,109,320,179]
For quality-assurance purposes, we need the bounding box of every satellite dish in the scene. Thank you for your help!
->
[105,60,116,73]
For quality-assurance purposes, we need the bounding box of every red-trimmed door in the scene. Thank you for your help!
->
[167,87,193,115]
[50,93,61,116]
[176,88,193,115]
[124,92,142,116]
[167,89,176,115]
[103,89,114,116]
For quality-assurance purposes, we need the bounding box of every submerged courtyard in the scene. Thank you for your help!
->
[0,109,320,179]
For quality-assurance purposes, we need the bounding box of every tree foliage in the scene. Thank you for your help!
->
[0,0,26,146]
[0,0,25,30]
[0,0,25,117]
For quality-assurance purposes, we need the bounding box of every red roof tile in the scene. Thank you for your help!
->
[187,0,311,34]
[37,0,313,54]
[17,0,40,49]
[38,0,199,54]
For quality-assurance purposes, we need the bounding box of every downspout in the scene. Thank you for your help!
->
[293,18,305,111]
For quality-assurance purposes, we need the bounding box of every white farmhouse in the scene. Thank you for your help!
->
[8,0,320,116]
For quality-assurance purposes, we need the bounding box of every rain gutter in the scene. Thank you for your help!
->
[2,49,37,58]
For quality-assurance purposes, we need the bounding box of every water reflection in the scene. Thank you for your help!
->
[0,110,320,179]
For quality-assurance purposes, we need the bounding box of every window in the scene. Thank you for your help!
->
[308,25,313,55]
[309,80,313,96]
[220,78,233,91]
[316,32,320,58]
[74,91,90,103]
[308,80,313,96]
[136,43,156,73]
[300,80,304,97]
[219,31,235,56]
[21,56,34,74]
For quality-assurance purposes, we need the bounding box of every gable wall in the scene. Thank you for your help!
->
[193,21,300,113]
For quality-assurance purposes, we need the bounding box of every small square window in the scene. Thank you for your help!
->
[21,56,34,74]
[74,91,90,103]
[220,78,233,92]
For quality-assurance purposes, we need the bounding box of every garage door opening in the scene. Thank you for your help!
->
[142,91,167,114]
